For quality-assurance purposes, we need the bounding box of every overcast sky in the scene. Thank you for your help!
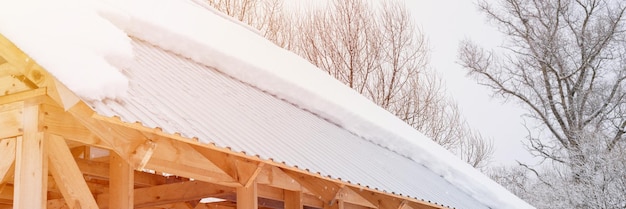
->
[406,0,536,166]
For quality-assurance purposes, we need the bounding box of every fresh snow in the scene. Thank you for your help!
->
[98,0,534,208]
[1,0,534,208]
[0,0,132,101]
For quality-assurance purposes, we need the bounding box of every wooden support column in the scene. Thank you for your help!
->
[237,182,258,209]
[109,152,134,209]
[284,190,303,209]
[13,104,47,208]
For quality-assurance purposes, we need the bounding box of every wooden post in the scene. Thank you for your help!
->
[236,182,258,209]
[110,152,134,209]
[284,190,303,209]
[13,104,47,208]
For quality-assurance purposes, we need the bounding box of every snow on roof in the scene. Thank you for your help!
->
[0,0,534,208]
[92,38,489,208]
[0,0,132,101]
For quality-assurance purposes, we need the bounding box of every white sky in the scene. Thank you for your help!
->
[406,0,536,166]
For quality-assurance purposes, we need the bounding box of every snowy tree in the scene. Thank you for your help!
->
[460,0,626,207]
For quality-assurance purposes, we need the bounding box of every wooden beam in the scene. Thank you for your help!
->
[66,102,145,162]
[110,151,134,209]
[0,102,23,139]
[48,134,99,209]
[284,190,303,209]
[47,198,70,209]
[0,68,36,95]
[47,76,80,110]
[257,166,301,191]
[0,86,47,107]
[97,181,233,209]
[284,170,341,205]
[13,103,47,208]
[243,163,264,188]
[191,145,260,186]
[335,187,377,208]
[138,138,239,187]
[0,185,13,205]
[0,34,51,89]
[0,138,16,186]
[42,103,110,149]
[236,182,257,209]
[0,62,21,77]
[76,158,174,187]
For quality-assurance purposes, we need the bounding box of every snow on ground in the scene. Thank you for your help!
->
[0,0,132,101]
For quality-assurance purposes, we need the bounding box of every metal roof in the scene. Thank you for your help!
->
[88,38,489,209]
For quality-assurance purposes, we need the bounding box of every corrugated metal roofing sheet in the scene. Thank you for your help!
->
[88,38,490,209]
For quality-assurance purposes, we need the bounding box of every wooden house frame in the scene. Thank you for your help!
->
[0,34,447,209]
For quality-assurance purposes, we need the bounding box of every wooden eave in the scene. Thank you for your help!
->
[0,34,449,209]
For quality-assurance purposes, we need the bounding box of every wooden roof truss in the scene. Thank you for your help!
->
[0,35,447,209]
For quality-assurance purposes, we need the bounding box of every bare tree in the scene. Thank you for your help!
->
[460,0,626,207]
[205,0,495,169]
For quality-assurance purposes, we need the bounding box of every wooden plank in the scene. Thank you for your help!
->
[13,103,47,208]
[13,131,47,207]
[48,134,99,209]
[41,103,110,149]
[0,70,35,96]
[0,34,51,88]
[47,198,70,209]
[243,163,264,188]
[0,62,20,77]
[257,184,283,201]
[97,180,234,209]
[284,170,341,205]
[344,202,370,209]
[284,190,303,209]
[140,138,239,187]
[335,187,377,208]
[236,182,257,209]
[0,185,13,204]
[0,88,47,106]
[191,145,259,186]
[76,158,173,187]
[110,152,134,209]
[0,102,23,139]
[47,77,80,110]
[257,166,302,191]
[0,138,16,186]
[67,102,144,162]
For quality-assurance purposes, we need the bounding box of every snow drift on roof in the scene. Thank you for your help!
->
[0,0,132,101]
[96,0,533,208]
[0,0,534,207]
